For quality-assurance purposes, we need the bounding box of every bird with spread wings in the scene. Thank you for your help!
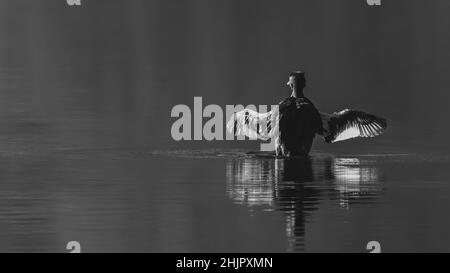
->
[226,71,387,157]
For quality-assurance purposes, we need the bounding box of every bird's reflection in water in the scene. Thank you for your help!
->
[226,155,384,251]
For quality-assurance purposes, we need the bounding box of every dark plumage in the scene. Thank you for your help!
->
[226,71,387,157]
[277,96,322,156]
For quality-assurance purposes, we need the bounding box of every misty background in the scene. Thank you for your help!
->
[0,0,449,153]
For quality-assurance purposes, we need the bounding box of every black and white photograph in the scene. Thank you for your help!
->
[0,0,449,259]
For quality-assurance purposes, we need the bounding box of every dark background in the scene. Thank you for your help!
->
[0,0,449,150]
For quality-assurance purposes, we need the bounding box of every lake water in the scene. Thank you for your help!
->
[1,137,450,252]
[1,58,450,252]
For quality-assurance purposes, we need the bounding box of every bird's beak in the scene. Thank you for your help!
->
[286,78,294,86]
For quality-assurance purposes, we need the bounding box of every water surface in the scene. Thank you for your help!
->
[1,143,450,252]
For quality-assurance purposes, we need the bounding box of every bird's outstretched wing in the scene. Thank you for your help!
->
[320,109,387,143]
[226,108,279,140]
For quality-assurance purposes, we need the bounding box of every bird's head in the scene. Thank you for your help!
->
[287,71,306,97]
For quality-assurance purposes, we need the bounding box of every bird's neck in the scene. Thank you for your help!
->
[291,89,304,98]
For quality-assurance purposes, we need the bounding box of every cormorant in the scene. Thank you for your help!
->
[226,71,387,157]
